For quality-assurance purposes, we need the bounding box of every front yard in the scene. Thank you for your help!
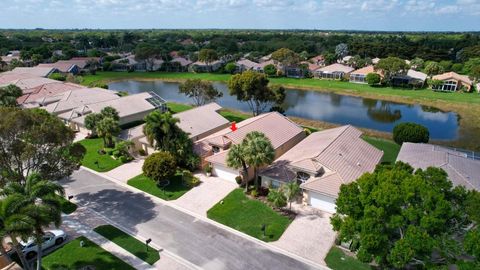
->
[207,189,292,242]
[42,236,135,270]
[78,138,124,172]
[325,247,371,270]
[94,225,160,265]
[127,173,193,201]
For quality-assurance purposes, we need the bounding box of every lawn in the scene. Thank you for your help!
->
[78,138,124,172]
[362,136,401,164]
[82,71,480,106]
[127,173,191,200]
[207,189,292,242]
[94,225,160,265]
[42,236,135,270]
[167,102,194,113]
[218,109,251,123]
[325,247,371,270]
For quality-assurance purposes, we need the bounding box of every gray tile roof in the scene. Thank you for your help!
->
[397,143,480,191]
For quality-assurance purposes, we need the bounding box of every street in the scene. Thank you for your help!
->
[61,169,320,270]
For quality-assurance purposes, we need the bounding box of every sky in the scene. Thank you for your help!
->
[1,0,479,31]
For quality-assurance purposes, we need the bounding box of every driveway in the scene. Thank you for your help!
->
[103,158,145,183]
[62,169,320,270]
[272,208,336,266]
[172,174,237,216]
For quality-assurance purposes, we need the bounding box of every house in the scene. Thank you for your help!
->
[259,54,272,63]
[198,112,306,182]
[391,69,428,88]
[38,62,80,75]
[300,61,322,73]
[309,55,325,67]
[340,55,352,64]
[190,60,223,72]
[112,54,162,72]
[397,143,480,191]
[349,65,382,84]
[432,72,473,92]
[372,57,381,65]
[9,66,58,78]
[285,67,304,78]
[259,125,383,212]
[168,57,192,72]
[120,102,230,155]
[0,77,60,92]
[235,59,263,72]
[17,82,83,105]
[315,63,354,80]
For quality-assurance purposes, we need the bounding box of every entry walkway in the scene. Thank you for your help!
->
[103,158,145,183]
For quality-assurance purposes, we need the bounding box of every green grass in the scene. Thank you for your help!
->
[127,173,191,200]
[82,71,480,105]
[207,189,291,242]
[167,102,194,113]
[78,138,124,172]
[42,236,135,270]
[325,247,372,270]
[93,225,160,265]
[362,136,401,164]
[218,109,251,123]
[58,196,77,214]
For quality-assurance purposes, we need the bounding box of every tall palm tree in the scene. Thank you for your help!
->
[143,111,180,150]
[2,174,64,270]
[242,131,275,191]
[0,195,35,270]
[96,117,120,148]
[226,144,249,193]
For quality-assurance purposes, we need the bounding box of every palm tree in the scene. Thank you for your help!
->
[267,188,287,209]
[143,111,180,150]
[284,182,300,210]
[0,195,35,270]
[96,117,120,148]
[2,174,64,270]
[226,144,249,193]
[242,131,275,191]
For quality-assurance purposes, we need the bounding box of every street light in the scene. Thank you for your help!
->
[146,238,152,251]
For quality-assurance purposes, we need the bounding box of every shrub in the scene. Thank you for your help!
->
[264,64,277,77]
[250,189,258,197]
[267,188,287,208]
[393,122,429,145]
[142,151,177,183]
[204,164,212,174]
[119,156,129,163]
[138,149,147,156]
[235,176,243,185]
[366,73,381,86]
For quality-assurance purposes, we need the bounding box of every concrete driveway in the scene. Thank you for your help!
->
[171,174,237,216]
[272,208,336,266]
[103,158,145,183]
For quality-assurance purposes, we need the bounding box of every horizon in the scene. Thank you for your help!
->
[2,0,480,31]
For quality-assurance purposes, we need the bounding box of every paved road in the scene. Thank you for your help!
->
[62,169,319,270]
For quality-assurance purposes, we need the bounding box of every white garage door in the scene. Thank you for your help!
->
[308,192,337,213]
[212,164,239,183]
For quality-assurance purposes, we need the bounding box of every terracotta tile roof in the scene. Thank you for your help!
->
[351,65,377,76]
[171,57,192,67]
[397,143,480,191]
[236,59,262,70]
[432,72,472,85]
[38,62,78,73]
[406,69,427,81]
[17,82,82,104]
[9,67,56,77]
[2,77,59,92]
[317,63,354,74]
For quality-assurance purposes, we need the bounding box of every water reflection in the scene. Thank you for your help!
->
[109,80,459,140]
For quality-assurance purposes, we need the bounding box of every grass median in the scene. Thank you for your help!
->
[127,173,191,201]
[94,225,160,265]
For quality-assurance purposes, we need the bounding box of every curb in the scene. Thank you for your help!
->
[77,166,330,270]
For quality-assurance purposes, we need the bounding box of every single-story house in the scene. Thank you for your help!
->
[120,102,230,155]
[189,60,223,72]
[0,77,60,92]
[391,69,428,88]
[168,57,192,72]
[396,143,480,191]
[309,55,325,67]
[199,112,306,182]
[259,125,383,213]
[1,55,20,65]
[8,67,58,78]
[112,55,164,71]
[38,62,80,75]
[432,72,473,92]
[17,82,83,105]
[349,65,382,84]
[259,54,272,63]
[300,61,322,73]
[315,63,354,80]
[235,59,263,72]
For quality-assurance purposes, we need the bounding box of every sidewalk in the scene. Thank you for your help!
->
[62,207,192,270]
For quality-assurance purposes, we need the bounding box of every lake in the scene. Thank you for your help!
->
[109,80,459,140]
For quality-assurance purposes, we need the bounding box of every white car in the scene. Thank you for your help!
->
[20,230,67,259]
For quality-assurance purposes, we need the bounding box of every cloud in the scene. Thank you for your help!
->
[435,5,460,14]
[361,0,399,12]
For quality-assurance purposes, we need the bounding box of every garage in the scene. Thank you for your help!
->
[211,164,239,183]
[308,191,337,213]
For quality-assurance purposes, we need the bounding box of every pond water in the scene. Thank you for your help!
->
[109,80,459,140]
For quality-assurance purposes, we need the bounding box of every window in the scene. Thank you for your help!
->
[212,146,220,153]
[296,171,310,183]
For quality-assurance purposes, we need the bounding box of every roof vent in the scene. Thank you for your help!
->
[357,162,361,167]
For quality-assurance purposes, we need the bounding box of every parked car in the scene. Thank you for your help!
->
[20,230,67,259]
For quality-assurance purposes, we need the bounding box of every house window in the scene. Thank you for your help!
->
[434,80,458,92]
[212,146,220,153]
[296,171,310,183]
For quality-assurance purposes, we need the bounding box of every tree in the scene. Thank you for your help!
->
[179,79,223,106]
[324,53,337,65]
[283,182,300,210]
[224,62,237,74]
[135,44,162,71]
[376,57,409,81]
[365,73,381,86]
[100,106,120,121]
[0,108,85,185]
[410,57,424,70]
[335,43,349,59]
[86,58,99,75]
[469,66,480,81]
[271,48,300,72]
[0,85,22,107]
[263,64,277,77]
[228,71,285,116]
[267,188,287,208]
[242,131,275,190]
[84,113,102,137]
[393,122,429,145]
[2,173,64,270]
[226,144,249,192]
[198,48,218,72]
[331,162,473,268]
[424,61,445,76]
[96,117,120,148]
[142,151,176,184]
[463,58,480,75]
